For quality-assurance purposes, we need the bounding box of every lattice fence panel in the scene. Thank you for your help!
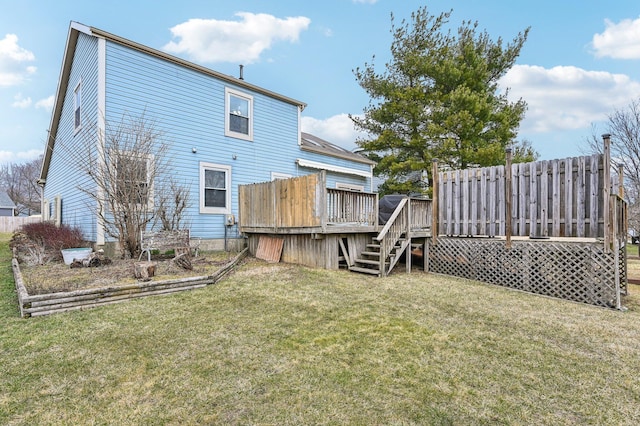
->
[618,245,627,296]
[428,238,624,309]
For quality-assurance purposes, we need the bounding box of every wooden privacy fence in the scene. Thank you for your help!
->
[434,138,625,244]
[0,216,41,233]
[429,136,628,309]
[239,173,323,230]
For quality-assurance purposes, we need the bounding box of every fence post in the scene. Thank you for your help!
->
[431,159,439,246]
[505,148,513,249]
[603,134,611,253]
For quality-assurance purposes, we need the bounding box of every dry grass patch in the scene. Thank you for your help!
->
[2,235,640,424]
[19,251,240,295]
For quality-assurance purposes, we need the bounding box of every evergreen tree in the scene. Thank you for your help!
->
[352,7,536,195]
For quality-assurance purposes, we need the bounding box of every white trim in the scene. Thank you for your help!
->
[336,182,364,192]
[42,199,50,221]
[70,21,92,35]
[296,158,372,178]
[271,172,293,181]
[370,164,375,192]
[53,195,62,227]
[96,37,106,245]
[224,87,253,141]
[297,108,302,146]
[199,162,232,214]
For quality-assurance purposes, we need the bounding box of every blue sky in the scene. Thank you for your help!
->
[1,0,639,166]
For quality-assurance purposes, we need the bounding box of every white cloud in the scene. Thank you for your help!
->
[499,64,640,134]
[163,13,311,64]
[592,16,640,59]
[11,93,31,108]
[0,34,36,86]
[301,113,368,151]
[35,95,54,112]
[0,148,42,165]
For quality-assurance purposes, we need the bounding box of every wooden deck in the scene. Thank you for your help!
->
[239,171,432,236]
[238,139,630,308]
[239,172,432,273]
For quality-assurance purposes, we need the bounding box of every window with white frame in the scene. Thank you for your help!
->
[200,162,231,214]
[115,153,153,207]
[74,81,82,131]
[225,88,253,141]
[271,172,292,181]
[336,182,364,192]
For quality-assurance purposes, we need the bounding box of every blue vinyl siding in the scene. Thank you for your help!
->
[104,41,301,239]
[45,27,375,244]
[44,33,99,241]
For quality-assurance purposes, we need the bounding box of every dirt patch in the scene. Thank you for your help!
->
[19,251,242,295]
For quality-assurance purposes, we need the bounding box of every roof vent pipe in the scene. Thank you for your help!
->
[239,64,244,80]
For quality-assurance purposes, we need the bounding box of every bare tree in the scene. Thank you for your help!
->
[584,98,640,237]
[62,112,190,258]
[0,155,42,216]
[156,178,191,231]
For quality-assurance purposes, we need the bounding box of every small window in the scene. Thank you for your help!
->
[225,88,253,141]
[336,182,364,192]
[74,81,82,131]
[271,172,293,181]
[200,162,231,214]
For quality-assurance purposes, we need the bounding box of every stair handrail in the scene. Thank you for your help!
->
[376,197,408,242]
[375,198,409,275]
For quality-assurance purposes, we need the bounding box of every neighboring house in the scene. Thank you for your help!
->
[0,192,16,217]
[39,21,374,250]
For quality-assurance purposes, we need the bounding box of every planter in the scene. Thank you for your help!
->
[61,248,93,265]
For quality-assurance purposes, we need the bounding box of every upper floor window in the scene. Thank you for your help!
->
[74,81,82,131]
[115,153,153,208]
[225,88,253,141]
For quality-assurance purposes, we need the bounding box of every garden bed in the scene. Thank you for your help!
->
[12,249,248,318]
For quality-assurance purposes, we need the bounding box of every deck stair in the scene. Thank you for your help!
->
[351,197,412,277]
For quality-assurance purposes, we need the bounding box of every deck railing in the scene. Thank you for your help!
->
[409,198,432,230]
[326,188,378,226]
[239,172,379,233]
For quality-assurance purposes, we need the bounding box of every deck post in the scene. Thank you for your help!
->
[603,134,611,253]
[431,159,439,246]
[319,170,328,233]
[505,148,513,249]
[406,200,412,273]
[618,163,625,199]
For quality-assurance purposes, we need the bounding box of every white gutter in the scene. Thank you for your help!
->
[296,158,372,178]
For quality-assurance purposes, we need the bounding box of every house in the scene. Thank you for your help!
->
[38,21,375,251]
[0,191,16,217]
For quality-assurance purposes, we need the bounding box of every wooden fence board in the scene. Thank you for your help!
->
[577,157,586,237]
[437,153,619,239]
[256,236,284,263]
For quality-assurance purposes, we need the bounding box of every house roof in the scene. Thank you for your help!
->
[300,132,375,165]
[0,191,16,209]
[39,21,308,184]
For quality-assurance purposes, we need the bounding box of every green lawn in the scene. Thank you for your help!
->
[1,233,639,424]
